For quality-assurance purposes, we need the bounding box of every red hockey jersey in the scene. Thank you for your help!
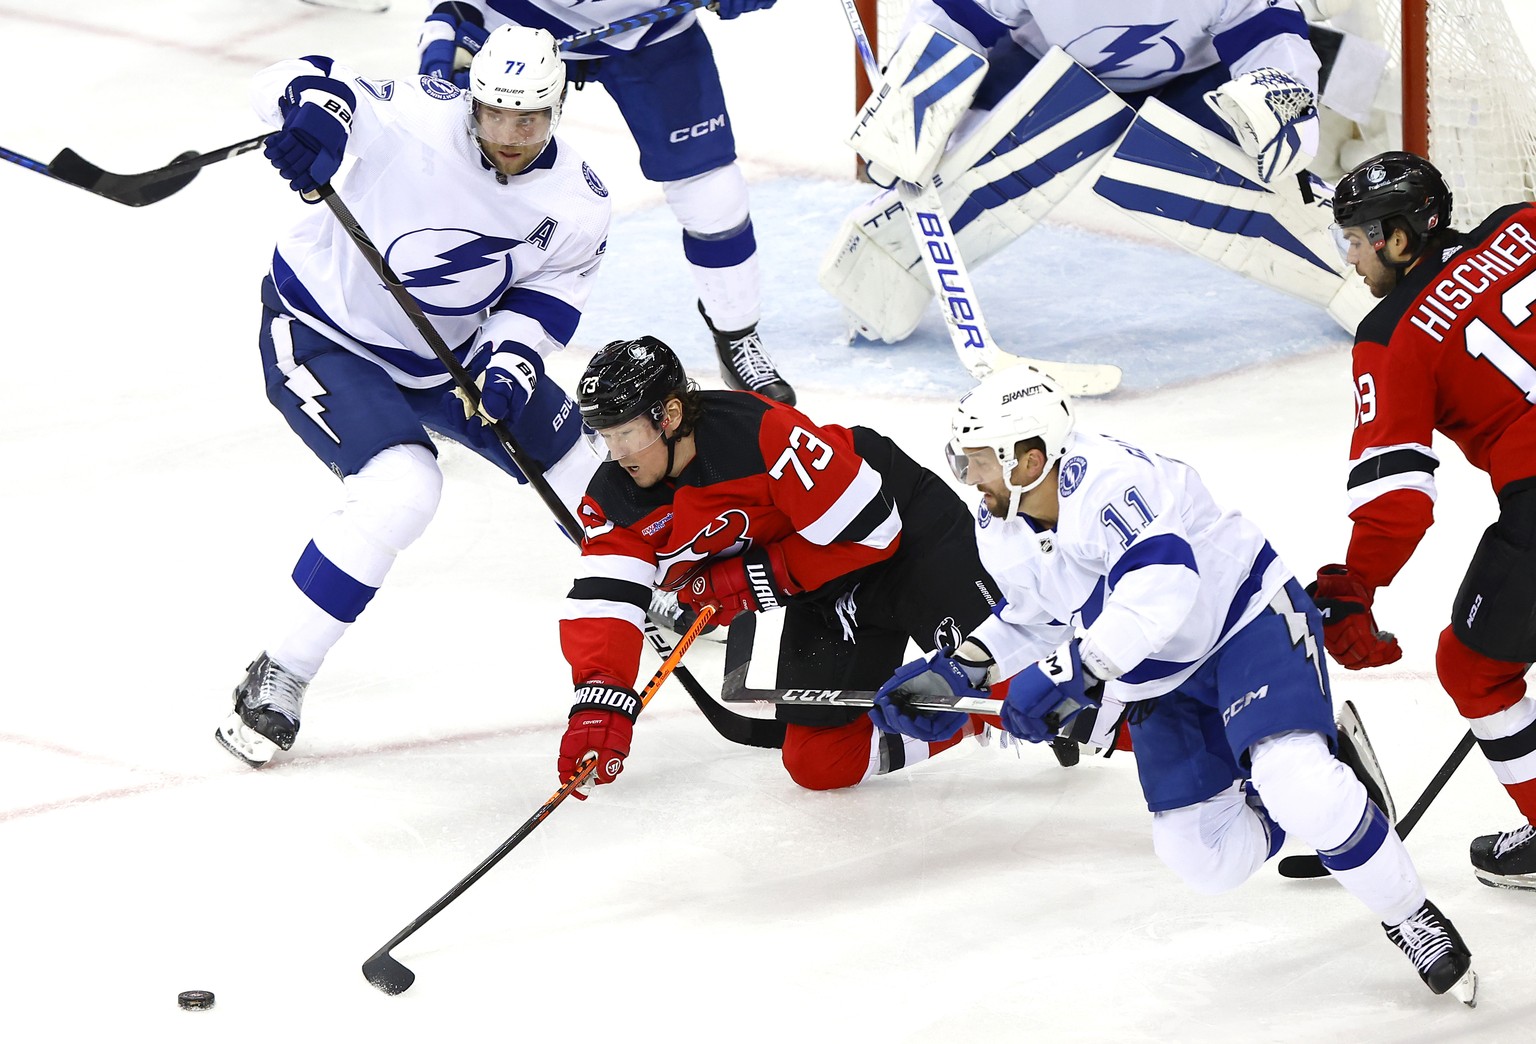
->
[559,391,905,688]
[1346,202,1536,588]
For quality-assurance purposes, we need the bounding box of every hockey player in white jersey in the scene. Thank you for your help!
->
[414,0,795,405]
[217,26,610,767]
[867,366,1478,1004]
[827,0,1374,345]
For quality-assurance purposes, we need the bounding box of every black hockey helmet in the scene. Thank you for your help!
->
[577,336,689,430]
[1333,151,1452,255]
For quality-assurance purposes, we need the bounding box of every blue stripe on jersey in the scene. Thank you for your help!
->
[299,55,335,76]
[906,37,988,143]
[491,285,581,346]
[932,0,1011,49]
[951,72,1134,233]
[1108,532,1198,590]
[1118,541,1277,685]
[291,541,377,623]
[1212,5,1309,71]
[271,252,468,381]
[681,220,756,269]
[1317,800,1390,872]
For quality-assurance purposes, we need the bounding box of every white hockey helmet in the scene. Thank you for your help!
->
[947,365,1075,520]
[468,25,567,145]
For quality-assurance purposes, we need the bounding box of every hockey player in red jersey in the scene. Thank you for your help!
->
[556,336,1004,793]
[1317,150,1536,891]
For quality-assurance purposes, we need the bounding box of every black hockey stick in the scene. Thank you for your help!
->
[363,605,716,995]
[1277,729,1478,880]
[33,2,713,207]
[314,185,776,749]
[45,136,267,207]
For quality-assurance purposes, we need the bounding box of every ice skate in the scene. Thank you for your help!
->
[215,652,309,767]
[1470,822,1536,891]
[698,301,795,405]
[1383,899,1477,1006]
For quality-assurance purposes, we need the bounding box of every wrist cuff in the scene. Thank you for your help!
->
[572,683,640,720]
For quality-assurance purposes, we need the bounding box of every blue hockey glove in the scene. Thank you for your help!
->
[265,76,355,196]
[1000,640,1100,744]
[465,342,542,425]
[715,0,777,19]
[417,7,488,88]
[868,650,987,743]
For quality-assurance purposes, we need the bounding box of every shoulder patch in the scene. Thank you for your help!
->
[419,76,462,101]
[1059,455,1088,497]
[583,162,608,198]
[977,498,992,528]
[355,77,394,101]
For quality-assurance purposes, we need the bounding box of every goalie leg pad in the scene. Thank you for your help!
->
[822,48,1133,341]
[1092,98,1357,323]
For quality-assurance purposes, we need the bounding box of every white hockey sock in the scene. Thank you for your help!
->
[267,443,442,678]
[1251,731,1425,923]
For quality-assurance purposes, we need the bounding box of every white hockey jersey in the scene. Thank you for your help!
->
[905,0,1319,94]
[969,430,1292,702]
[251,59,610,390]
[449,1,699,59]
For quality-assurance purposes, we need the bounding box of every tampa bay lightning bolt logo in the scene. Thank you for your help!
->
[386,229,520,316]
[582,162,608,198]
[419,76,461,100]
[1070,22,1184,82]
[1059,456,1088,497]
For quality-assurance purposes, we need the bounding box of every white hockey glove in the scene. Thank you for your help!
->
[1204,68,1319,184]
[845,25,987,187]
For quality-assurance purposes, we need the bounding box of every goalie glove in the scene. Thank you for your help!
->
[1204,68,1319,184]
[845,26,987,187]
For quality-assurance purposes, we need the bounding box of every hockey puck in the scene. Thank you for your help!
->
[177,990,215,1011]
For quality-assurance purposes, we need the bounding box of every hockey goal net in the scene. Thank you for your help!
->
[859,0,1536,230]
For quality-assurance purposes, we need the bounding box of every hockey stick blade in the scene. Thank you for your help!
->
[362,952,414,995]
[982,350,1123,398]
[720,612,999,713]
[1277,729,1478,880]
[47,134,267,206]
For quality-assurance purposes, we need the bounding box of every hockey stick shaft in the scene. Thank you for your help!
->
[1278,729,1478,879]
[563,0,712,47]
[834,1,1121,396]
[315,185,772,748]
[35,2,710,207]
[362,605,716,995]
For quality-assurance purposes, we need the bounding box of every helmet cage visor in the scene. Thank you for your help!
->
[583,412,665,463]
[471,101,554,147]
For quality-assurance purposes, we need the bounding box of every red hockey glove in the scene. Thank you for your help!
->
[558,683,639,798]
[1307,564,1402,670]
[676,545,797,626]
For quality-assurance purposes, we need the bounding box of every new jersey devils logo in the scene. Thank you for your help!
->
[656,509,752,588]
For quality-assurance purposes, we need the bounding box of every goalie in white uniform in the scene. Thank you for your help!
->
[827,0,1374,345]
[867,365,1478,1004]
[217,27,609,767]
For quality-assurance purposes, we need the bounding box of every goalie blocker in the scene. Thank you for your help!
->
[824,46,1374,345]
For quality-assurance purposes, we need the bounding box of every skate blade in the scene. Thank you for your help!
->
[1474,867,1536,891]
[1447,966,1478,1008]
[215,713,278,768]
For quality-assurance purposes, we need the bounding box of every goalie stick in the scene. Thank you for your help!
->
[836,0,1122,397]
[1278,728,1478,880]
[363,605,716,995]
[32,1,715,207]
